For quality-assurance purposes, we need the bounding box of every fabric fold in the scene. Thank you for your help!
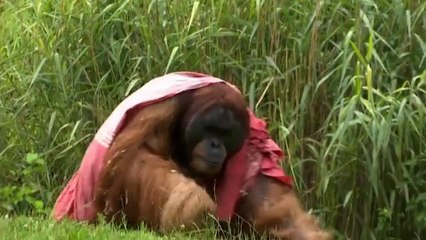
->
[52,71,293,223]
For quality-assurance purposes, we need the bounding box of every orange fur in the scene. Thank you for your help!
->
[92,83,331,239]
[93,83,247,232]
[159,170,216,232]
[228,174,333,240]
[93,142,216,231]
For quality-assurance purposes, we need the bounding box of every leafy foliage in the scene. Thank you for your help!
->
[0,0,425,239]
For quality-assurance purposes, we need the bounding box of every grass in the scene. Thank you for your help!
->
[1,0,425,239]
[0,215,212,240]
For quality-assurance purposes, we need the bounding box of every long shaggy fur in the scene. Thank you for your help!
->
[94,146,216,231]
[92,83,332,239]
[93,83,245,231]
[225,174,333,240]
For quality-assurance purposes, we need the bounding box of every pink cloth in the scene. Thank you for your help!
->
[52,71,293,223]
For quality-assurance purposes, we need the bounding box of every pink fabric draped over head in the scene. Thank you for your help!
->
[52,71,293,222]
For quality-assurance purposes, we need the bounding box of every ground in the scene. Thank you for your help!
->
[0,216,215,240]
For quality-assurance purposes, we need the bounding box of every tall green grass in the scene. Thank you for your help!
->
[1,0,425,239]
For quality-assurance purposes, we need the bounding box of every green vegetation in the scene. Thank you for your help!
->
[1,0,425,239]
[0,216,212,239]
